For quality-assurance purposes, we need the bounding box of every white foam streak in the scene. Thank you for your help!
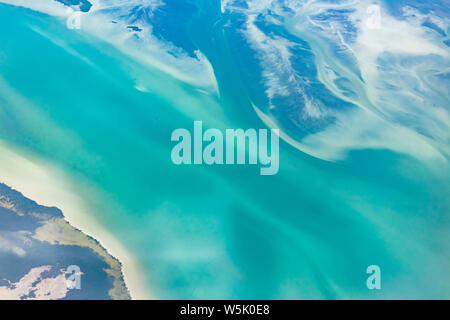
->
[234,0,450,163]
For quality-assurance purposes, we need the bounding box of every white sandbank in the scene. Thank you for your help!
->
[0,141,153,300]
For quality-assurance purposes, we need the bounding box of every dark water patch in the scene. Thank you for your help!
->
[55,0,92,13]
[127,25,143,32]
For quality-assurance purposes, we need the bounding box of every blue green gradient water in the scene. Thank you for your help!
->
[0,2,449,299]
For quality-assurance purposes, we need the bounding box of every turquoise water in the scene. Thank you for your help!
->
[0,1,449,299]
